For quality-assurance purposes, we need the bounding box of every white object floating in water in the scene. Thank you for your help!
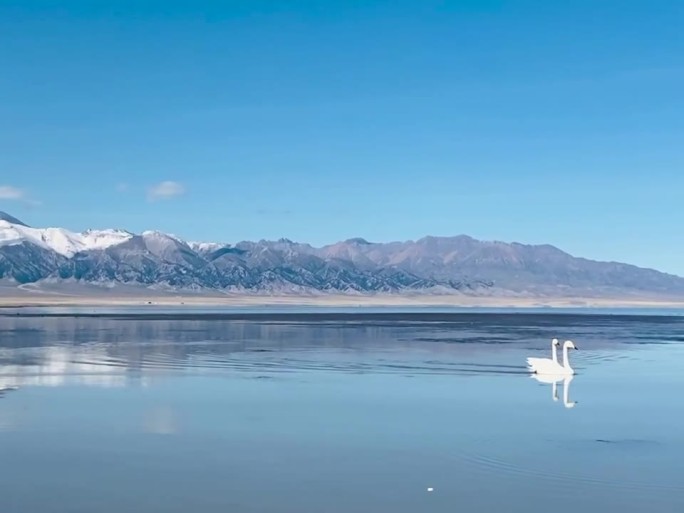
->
[427,487,434,492]
[526,339,578,376]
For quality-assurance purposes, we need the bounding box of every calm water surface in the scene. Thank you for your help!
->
[0,309,683,512]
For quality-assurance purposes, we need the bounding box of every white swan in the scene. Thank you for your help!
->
[526,338,561,374]
[527,339,578,375]
[559,340,578,375]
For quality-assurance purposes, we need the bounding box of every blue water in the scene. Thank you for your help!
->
[0,310,683,512]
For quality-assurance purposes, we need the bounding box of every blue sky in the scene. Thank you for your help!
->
[1,1,683,273]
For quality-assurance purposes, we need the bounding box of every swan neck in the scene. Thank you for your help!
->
[552,343,558,363]
[562,345,573,371]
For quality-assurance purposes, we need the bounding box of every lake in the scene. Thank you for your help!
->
[0,308,683,512]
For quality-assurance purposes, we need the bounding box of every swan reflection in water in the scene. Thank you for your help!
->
[531,373,577,408]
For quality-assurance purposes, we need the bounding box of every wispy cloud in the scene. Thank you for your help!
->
[147,181,185,201]
[116,182,129,193]
[0,185,25,200]
[0,185,40,207]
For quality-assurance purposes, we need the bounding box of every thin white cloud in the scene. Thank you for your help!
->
[147,181,186,201]
[0,185,25,200]
[0,185,39,207]
[116,182,129,193]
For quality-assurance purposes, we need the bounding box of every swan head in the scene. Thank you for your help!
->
[563,340,578,350]
[552,338,560,346]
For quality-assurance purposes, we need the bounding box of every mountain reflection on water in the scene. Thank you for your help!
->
[1,311,682,389]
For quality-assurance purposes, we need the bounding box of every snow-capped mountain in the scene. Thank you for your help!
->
[1,211,683,297]
[0,219,132,257]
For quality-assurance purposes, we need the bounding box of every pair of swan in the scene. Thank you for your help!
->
[527,338,578,408]
[527,338,578,375]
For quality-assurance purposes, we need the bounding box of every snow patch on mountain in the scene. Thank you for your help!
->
[189,241,225,254]
[81,229,134,251]
[0,220,132,257]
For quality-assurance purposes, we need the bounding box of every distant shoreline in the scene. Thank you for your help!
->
[1,293,683,309]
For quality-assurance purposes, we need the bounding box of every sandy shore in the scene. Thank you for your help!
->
[1,293,683,309]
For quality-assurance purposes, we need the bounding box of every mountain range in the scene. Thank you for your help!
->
[1,211,683,298]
